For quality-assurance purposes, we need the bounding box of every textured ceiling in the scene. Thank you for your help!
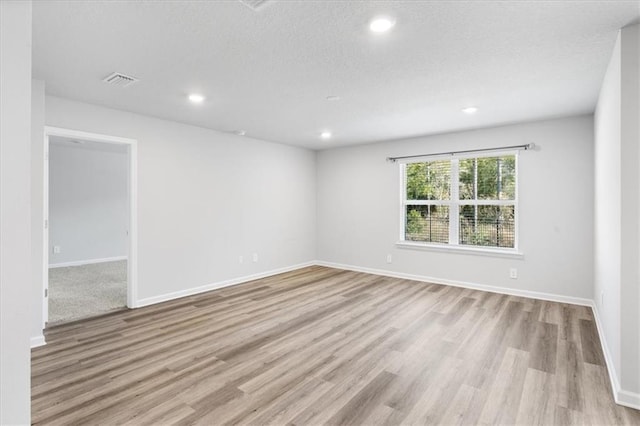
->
[33,1,639,149]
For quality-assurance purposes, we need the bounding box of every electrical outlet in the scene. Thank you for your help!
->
[386,254,392,264]
[252,253,258,262]
[239,255,244,264]
[601,291,604,306]
[509,268,518,279]
[53,246,61,254]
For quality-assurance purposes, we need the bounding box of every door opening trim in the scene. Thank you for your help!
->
[43,126,138,329]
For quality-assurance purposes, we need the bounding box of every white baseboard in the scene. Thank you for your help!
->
[617,390,640,410]
[591,301,640,410]
[315,261,593,307]
[30,335,46,348]
[135,261,316,308]
[49,255,127,268]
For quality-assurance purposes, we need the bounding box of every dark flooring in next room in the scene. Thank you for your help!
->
[32,266,640,425]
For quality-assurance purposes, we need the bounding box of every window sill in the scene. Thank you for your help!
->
[396,241,524,259]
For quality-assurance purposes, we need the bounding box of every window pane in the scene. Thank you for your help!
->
[458,156,516,201]
[405,205,449,243]
[459,158,475,200]
[405,161,450,200]
[497,156,516,200]
[459,205,515,248]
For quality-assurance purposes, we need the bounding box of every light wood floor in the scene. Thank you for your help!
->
[32,266,639,425]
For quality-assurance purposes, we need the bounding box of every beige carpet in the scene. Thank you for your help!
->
[48,260,127,324]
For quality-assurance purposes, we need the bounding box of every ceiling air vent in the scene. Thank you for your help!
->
[102,72,139,87]
[238,0,271,11]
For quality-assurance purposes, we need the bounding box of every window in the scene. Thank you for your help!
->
[402,153,517,250]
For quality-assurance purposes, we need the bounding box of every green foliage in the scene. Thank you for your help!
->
[404,206,449,243]
[459,205,515,247]
[406,209,424,235]
[406,161,450,200]
[459,156,516,200]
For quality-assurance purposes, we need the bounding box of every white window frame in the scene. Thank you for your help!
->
[397,150,523,259]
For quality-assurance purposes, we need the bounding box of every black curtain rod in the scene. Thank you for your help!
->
[386,143,535,163]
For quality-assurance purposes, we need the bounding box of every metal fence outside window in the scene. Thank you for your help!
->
[459,217,515,248]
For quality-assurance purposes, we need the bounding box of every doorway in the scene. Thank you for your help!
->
[43,127,137,326]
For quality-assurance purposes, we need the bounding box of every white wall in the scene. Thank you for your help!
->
[44,96,317,303]
[0,1,33,423]
[31,79,46,343]
[618,24,639,401]
[595,24,640,406]
[594,31,622,394]
[49,142,128,265]
[317,115,594,301]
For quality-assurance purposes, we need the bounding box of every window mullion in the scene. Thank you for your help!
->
[450,159,459,245]
[400,163,407,241]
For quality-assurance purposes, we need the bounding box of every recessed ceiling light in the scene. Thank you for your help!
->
[462,106,478,114]
[234,130,246,136]
[369,17,395,33]
[188,94,205,103]
[326,95,340,101]
[320,131,332,139]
